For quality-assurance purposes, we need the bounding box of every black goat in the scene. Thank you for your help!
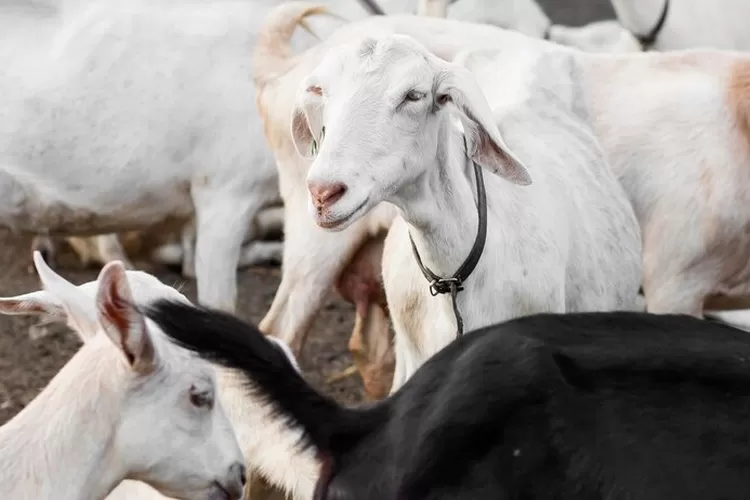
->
[145,300,750,500]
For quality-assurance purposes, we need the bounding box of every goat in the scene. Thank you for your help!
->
[610,0,750,51]
[252,1,649,398]
[0,1,282,313]
[0,252,245,500]
[0,254,318,500]
[254,1,559,398]
[418,0,642,53]
[258,5,750,377]
[150,299,750,500]
[298,32,642,391]
[452,43,750,317]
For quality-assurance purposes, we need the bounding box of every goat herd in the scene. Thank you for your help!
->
[3,0,750,498]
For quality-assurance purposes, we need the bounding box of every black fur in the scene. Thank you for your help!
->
[146,300,750,500]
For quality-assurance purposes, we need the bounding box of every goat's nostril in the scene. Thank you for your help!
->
[308,182,348,209]
[230,462,247,486]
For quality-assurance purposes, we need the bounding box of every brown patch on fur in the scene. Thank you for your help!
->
[728,60,750,151]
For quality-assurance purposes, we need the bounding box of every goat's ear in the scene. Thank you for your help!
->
[291,105,315,158]
[0,251,100,342]
[96,261,157,374]
[0,290,64,318]
[435,66,532,185]
[290,88,325,159]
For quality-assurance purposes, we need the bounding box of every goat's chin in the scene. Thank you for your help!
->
[314,197,370,232]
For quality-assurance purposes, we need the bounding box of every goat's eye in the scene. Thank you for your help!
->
[404,90,425,102]
[436,94,451,106]
[189,385,214,409]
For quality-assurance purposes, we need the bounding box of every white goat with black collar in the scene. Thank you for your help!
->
[294,34,643,392]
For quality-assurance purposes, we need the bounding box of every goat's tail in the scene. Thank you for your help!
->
[145,299,386,455]
[253,2,330,90]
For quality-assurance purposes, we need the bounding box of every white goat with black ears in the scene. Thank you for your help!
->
[295,33,643,392]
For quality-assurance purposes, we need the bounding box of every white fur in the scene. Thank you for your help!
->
[0,1,283,312]
[0,257,318,500]
[254,4,637,358]
[0,253,245,500]
[296,33,642,391]
[610,0,750,51]
[255,4,557,355]
[418,0,642,53]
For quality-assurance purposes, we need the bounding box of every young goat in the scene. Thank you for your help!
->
[296,33,642,391]
[0,254,316,500]
[149,300,750,500]
[0,252,245,500]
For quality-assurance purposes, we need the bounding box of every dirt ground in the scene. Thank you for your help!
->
[0,0,614,425]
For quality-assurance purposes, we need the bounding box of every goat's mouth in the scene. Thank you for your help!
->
[317,198,369,231]
[207,481,240,500]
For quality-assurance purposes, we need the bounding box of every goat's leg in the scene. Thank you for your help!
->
[259,194,367,355]
[193,193,258,313]
[237,241,283,268]
[95,234,135,269]
[253,205,284,239]
[180,219,198,279]
[233,205,284,269]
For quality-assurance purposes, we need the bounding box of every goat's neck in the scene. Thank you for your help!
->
[393,131,483,280]
[217,369,319,499]
[609,0,665,34]
[0,342,126,500]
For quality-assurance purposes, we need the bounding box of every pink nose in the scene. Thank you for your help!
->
[308,182,347,211]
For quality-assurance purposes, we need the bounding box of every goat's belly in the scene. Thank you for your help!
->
[16,197,192,236]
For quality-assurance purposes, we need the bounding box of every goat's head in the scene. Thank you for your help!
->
[292,34,531,231]
[0,253,246,500]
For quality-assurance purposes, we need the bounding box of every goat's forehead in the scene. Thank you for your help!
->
[156,333,215,384]
[315,36,435,84]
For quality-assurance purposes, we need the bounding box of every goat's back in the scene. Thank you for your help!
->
[340,312,750,499]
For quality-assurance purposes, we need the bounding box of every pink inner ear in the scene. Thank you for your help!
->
[101,277,137,365]
[0,299,48,315]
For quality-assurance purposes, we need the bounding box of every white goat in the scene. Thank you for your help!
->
[455,42,750,316]
[0,1,283,313]
[253,3,638,390]
[0,258,320,500]
[296,33,642,391]
[258,4,750,375]
[0,253,246,500]
[417,0,642,53]
[610,0,750,51]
